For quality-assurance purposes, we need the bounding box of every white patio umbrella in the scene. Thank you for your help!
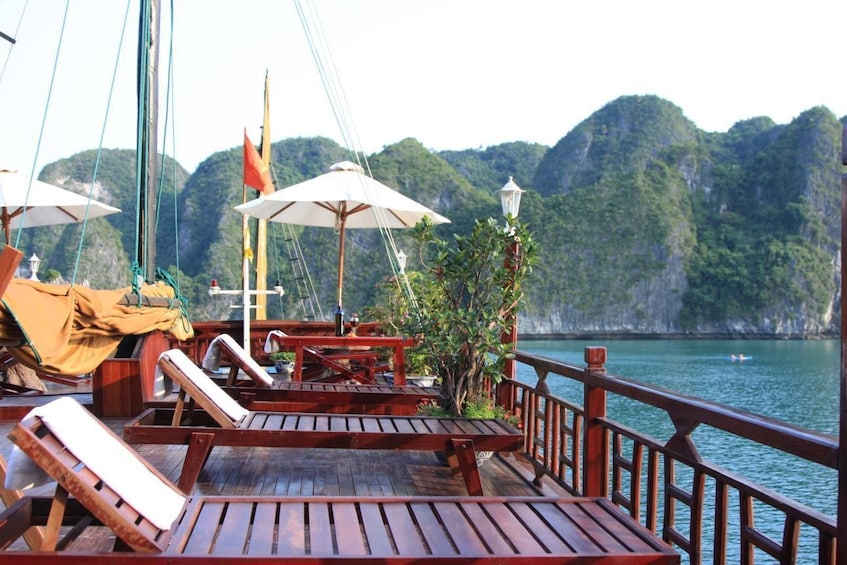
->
[0,168,122,245]
[235,160,449,310]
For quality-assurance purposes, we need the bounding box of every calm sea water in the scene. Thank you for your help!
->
[515,339,839,562]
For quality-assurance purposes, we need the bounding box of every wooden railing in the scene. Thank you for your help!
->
[496,346,838,565]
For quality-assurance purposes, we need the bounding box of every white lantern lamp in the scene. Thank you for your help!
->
[28,253,41,281]
[498,176,524,219]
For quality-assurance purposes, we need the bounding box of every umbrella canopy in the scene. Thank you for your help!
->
[235,160,449,309]
[0,168,122,245]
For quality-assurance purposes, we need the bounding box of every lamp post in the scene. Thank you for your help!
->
[498,177,524,380]
[28,253,41,281]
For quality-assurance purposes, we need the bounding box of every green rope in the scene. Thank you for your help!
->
[156,267,192,333]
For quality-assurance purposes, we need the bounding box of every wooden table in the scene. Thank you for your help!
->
[269,335,414,385]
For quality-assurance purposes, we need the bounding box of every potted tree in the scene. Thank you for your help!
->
[369,214,537,416]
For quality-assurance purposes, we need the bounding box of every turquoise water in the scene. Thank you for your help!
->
[515,339,839,562]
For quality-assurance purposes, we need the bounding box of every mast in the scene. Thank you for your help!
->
[136,0,160,282]
[255,72,271,319]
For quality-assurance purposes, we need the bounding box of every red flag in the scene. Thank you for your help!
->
[243,130,273,195]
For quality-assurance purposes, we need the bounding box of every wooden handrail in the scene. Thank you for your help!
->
[498,346,839,564]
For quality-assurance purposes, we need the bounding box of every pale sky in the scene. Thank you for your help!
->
[0,0,844,178]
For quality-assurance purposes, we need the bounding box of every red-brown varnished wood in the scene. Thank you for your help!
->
[0,245,22,301]
[124,408,524,496]
[227,381,438,416]
[93,331,169,418]
[268,335,414,384]
[162,496,679,561]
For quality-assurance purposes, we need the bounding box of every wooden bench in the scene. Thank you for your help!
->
[126,349,521,495]
[1,396,679,563]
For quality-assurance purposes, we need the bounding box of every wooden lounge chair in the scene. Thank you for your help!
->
[201,332,437,414]
[126,348,523,495]
[0,397,679,562]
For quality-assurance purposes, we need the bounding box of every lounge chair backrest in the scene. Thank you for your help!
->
[158,349,250,427]
[7,396,186,552]
[203,333,274,387]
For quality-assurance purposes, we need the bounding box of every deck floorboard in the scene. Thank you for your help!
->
[0,393,568,501]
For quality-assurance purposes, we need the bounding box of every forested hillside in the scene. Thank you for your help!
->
[21,95,846,337]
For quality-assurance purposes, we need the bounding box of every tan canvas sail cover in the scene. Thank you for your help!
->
[0,279,193,375]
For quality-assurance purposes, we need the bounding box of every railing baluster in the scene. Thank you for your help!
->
[499,345,837,564]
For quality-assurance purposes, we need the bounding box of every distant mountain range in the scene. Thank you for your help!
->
[22,95,846,337]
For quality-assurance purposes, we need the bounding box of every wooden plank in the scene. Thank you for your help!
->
[408,500,457,556]
[457,501,516,554]
[276,502,306,555]
[181,499,225,554]
[331,502,368,556]
[479,500,548,555]
[432,500,490,555]
[508,500,579,554]
[584,498,673,553]
[358,502,394,556]
[215,500,252,554]
[245,501,276,555]
[382,501,428,555]
[306,502,334,556]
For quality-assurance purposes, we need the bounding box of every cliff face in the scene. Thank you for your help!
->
[23,96,845,338]
[521,98,843,338]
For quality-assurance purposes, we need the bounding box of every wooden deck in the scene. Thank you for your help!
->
[0,393,566,501]
[0,390,678,562]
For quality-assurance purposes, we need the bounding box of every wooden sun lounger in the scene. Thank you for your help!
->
[127,349,522,495]
[0,397,679,562]
[202,333,437,414]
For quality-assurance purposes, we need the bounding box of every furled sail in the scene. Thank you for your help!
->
[0,278,192,376]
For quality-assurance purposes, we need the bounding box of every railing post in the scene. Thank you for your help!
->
[583,346,608,497]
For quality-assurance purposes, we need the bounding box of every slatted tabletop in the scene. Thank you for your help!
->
[168,496,679,562]
[227,382,440,415]
[271,382,438,395]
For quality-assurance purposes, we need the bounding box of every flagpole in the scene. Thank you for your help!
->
[242,179,251,350]
[255,72,271,320]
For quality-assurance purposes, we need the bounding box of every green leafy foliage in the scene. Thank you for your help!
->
[370,217,538,416]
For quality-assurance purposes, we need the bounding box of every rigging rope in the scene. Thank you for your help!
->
[14,0,70,250]
[293,0,421,315]
[0,0,27,87]
[70,0,133,286]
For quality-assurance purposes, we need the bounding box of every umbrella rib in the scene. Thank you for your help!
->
[386,209,412,227]
[54,206,84,222]
[346,203,370,215]
[267,202,296,222]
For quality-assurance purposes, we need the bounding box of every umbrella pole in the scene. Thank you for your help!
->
[2,213,9,246]
[335,215,346,336]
